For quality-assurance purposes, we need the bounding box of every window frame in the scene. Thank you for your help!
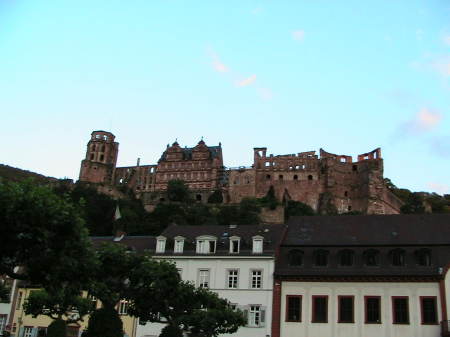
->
[250,269,263,289]
[197,269,210,289]
[311,295,328,323]
[252,236,264,254]
[338,295,355,323]
[288,249,304,266]
[392,296,410,324]
[364,296,381,324]
[420,296,438,325]
[390,249,406,267]
[0,315,7,335]
[285,295,302,322]
[338,249,354,267]
[226,269,239,289]
[313,250,329,267]
[118,300,128,315]
[196,236,217,254]
[229,236,240,254]
[364,249,380,267]
[156,236,166,253]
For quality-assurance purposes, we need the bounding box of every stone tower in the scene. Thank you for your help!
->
[79,130,119,184]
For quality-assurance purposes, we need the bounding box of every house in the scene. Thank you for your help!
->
[137,223,286,337]
[272,214,450,337]
[0,275,17,336]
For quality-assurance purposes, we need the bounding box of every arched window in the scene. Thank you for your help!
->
[415,249,432,266]
[288,250,304,266]
[266,174,271,180]
[279,175,284,180]
[308,175,313,181]
[364,249,379,266]
[390,249,406,266]
[339,249,354,266]
[314,250,329,266]
[293,175,298,180]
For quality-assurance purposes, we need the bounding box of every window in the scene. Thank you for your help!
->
[308,175,313,180]
[365,296,381,323]
[339,249,354,266]
[88,295,98,310]
[252,236,263,254]
[156,237,166,253]
[118,300,128,315]
[174,237,184,253]
[286,296,302,322]
[293,175,298,180]
[266,174,271,180]
[247,305,265,327]
[196,237,216,254]
[314,250,329,266]
[198,269,210,288]
[0,315,7,335]
[279,174,284,180]
[390,249,405,266]
[364,249,379,266]
[338,296,354,323]
[288,250,303,266]
[227,269,239,289]
[415,249,432,266]
[312,296,328,323]
[229,237,240,254]
[392,297,409,324]
[420,297,438,324]
[24,327,33,337]
[251,270,263,289]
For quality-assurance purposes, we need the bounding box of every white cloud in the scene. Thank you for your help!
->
[207,49,229,73]
[258,87,273,100]
[432,56,450,77]
[427,182,450,195]
[400,108,443,134]
[292,30,305,42]
[236,74,257,87]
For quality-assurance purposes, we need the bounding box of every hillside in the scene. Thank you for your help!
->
[0,164,57,184]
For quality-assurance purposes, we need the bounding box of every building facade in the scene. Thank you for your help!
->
[79,131,403,214]
[272,214,450,337]
[136,223,286,337]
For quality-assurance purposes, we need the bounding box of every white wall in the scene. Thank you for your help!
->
[137,256,274,337]
[280,281,441,337]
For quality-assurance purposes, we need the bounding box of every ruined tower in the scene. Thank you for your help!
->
[79,130,118,184]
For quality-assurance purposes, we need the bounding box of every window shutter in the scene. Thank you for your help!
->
[243,309,249,326]
[260,308,266,327]
[18,327,24,337]
[31,328,38,337]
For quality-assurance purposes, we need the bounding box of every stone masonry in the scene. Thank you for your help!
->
[79,130,403,214]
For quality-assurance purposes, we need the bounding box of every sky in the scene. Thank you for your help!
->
[0,0,449,194]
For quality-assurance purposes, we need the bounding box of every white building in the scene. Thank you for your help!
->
[272,214,450,337]
[136,224,286,337]
[0,275,17,336]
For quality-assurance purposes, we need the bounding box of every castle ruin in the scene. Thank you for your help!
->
[79,130,403,214]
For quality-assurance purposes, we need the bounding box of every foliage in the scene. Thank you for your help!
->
[400,193,426,214]
[87,307,123,337]
[24,290,92,323]
[285,200,315,219]
[258,185,278,210]
[207,190,223,204]
[318,192,338,215]
[159,325,183,337]
[0,283,10,303]
[0,164,54,184]
[0,180,94,292]
[167,179,191,203]
[46,319,67,337]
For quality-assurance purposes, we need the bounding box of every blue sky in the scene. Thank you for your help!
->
[0,0,449,194]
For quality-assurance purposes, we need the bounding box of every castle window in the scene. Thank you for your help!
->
[415,249,431,266]
[352,165,357,172]
[288,250,303,266]
[265,162,270,167]
[99,154,104,162]
[293,175,298,180]
[90,153,94,160]
[196,194,202,201]
[279,175,284,180]
[314,250,329,266]
[339,249,354,266]
[308,175,313,181]
[344,191,348,197]
[348,206,352,211]
[266,174,271,180]
[101,144,105,152]
[364,249,379,266]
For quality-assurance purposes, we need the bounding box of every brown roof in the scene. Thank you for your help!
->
[284,214,450,246]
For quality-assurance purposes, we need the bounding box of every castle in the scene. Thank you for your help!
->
[79,130,403,214]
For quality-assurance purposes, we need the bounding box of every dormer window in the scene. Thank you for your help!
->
[196,236,217,254]
[229,236,240,254]
[156,236,166,253]
[252,236,264,254]
[174,236,185,253]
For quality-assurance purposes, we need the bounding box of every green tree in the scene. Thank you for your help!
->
[400,193,426,214]
[87,307,123,337]
[46,319,67,337]
[207,190,223,204]
[237,198,261,225]
[167,179,190,203]
[258,185,278,210]
[285,200,315,219]
[0,180,94,291]
[0,283,9,303]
